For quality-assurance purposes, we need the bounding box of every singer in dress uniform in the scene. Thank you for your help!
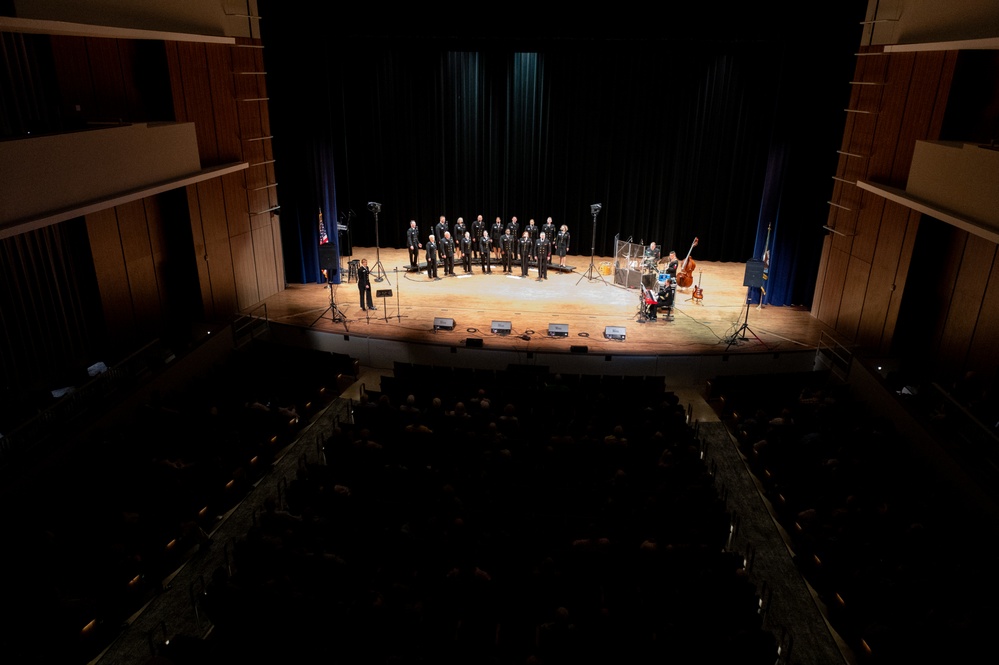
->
[519,232,532,277]
[536,232,552,280]
[500,229,515,273]
[479,231,492,273]
[406,220,421,269]
[459,232,473,273]
[425,235,439,280]
[440,232,456,276]
[471,216,485,258]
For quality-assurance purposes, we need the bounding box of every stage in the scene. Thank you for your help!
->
[246,247,838,361]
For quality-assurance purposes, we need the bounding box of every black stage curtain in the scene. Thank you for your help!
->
[261,9,860,305]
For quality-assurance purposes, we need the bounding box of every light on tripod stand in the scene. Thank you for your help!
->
[367,202,382,213]
[590,203,602,215]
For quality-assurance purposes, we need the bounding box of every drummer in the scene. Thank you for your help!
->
[644,242,661,271]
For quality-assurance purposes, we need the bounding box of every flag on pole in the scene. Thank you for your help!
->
[318,209,329,245]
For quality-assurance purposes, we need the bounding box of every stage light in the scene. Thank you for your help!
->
[491,321,512,335]
[548,323,569,338]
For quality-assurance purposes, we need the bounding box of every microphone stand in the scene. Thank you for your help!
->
[577,203,607,285]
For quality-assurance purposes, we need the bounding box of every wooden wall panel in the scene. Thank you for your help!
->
[967,256,999,372]
[929,226,968,352]
[176,43,220,164]
[938,235,994,371]
[252,223,279,299]
[195,179,239,318]
[815,246,850,324]
[86,207,134,341]
[868,53,914,185]
[165,42,188,121]
[891,52,948,183]
[853,190,885,264]
[144,197,171,313]
[116,200,162,335]
[857,200,910,349]
[880,209,920,353]
[230,231,259,310]
[186,183,214,313]
[206,44,242,162]
[222,171,250,237]
[837,255,871,340]
[49,36,95,121]
[271,216,285,291]
[86,38,128,123]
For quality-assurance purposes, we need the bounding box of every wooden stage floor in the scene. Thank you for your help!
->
[248,247,837,359]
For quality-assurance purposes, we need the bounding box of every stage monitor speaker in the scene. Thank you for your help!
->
[604,326,627,341]
[491,320,512,335]
[466,338,483,348]
[744,259,766,288]
[570,345,588,354]
[548,323,569,338]
[319,245,339,280]
[433,317,455,331]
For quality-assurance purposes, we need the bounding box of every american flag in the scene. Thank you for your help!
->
[318,209,329,245]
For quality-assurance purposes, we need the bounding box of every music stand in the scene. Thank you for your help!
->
[725,260,769,350]
[577,203,608,285]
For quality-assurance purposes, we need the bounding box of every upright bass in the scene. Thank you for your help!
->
[675,237,699,288]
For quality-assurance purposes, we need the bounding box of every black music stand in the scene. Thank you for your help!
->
[725,260,769,350]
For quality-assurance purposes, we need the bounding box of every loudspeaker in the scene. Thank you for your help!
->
[548,323,569,338]
[466,338,483,348]
[433,317,455,331]
[604,326,627,340]
[491,320,512,335]
[319,245,339,280]
[743,259,766,288]
[570,345,588,354]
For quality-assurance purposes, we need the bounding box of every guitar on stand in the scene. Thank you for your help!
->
[688,270,704,304]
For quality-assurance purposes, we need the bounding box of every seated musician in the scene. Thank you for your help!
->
[644,284,658,321]
[663,251,679,279]
[657,277,677,318]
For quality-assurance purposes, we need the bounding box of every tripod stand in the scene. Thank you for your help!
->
[311,279,348,330]
[577,203,608,285]
[725,287,768,351]
[367,202,390,284]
